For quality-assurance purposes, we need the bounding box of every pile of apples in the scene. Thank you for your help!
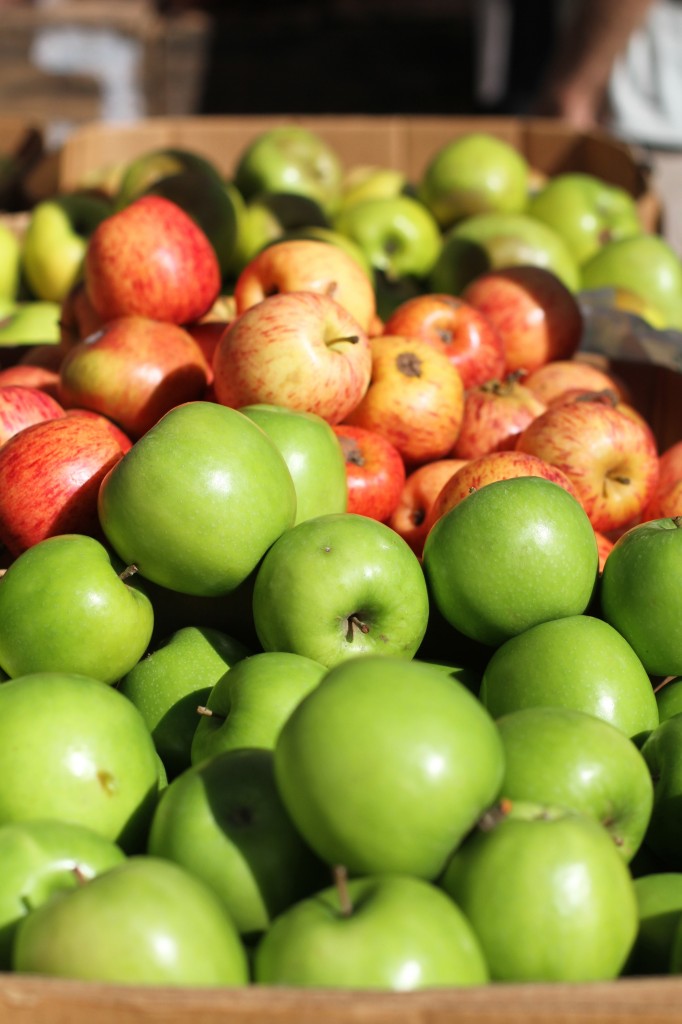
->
[0,124,680,991]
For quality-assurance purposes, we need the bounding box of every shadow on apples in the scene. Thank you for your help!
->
[138,569,262,654]
[416,593,493,689]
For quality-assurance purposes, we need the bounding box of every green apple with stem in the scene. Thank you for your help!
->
[0,819,126,969]
[191,650,327,765]
[0,221,21,302]
[479,614,659,742]
[233,125,343,216]
[422,477,599,648]
[0,672,161,852]
[252,512,430,667]
[13,855,249,986]
[240,403,348,524]
[429,211,581,294]
[527,171,642,265]
[118,625,252,780]
[418,132,530,229]
[441,800,639,982]
[254,867,489,989]
[332,194,442,283]
[274,654,504,879]
[581,234,682,329]
[21,193,112,303]
[148,747,328,938]
[599,516,682,679]
[625,872,682,975]
[98,400,297,597]
[495,705,654,861]
[0,533,153,684]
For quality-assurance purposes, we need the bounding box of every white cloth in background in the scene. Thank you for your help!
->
[29,24,146,149]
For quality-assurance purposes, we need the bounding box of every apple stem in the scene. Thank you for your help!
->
[72,864,89,886]
[119,564,139,581]
[478,797,513,832]
[333,864,353,917]
[346,613,370,642]
[673,516,682,529]
[196,705,225,720]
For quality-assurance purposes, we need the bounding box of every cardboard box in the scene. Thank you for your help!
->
[0,116,679,1022]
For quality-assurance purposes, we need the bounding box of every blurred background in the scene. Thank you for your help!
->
[1,0,681,246]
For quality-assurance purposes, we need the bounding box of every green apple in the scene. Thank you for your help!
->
[252,512,429,667]
[21,194,112,303]
[422,477,599,648]
[114,146,226,210]
[12,855,249,985]
[118,625,252,780]
[429,211,581,294]
[0,533,154,684]
[640,715,682,867]
[495,705,654,860]
[625,872,682,975]
[0,221,21,302]
[274,654,504,879]
[441,801,639,981]
[479,614,659,742]
[527,172,642,265]
[230,191,331,276]
[581,234,682,329]
[332,194,442,282]
[233,125,343,215]
[0,819,125,969]
[0,300,61,347]
[191,650,326,765]
[240,403,347,525]
[338,164,409,210]
[0,672,161,851]
[599,517,682,679]
[148,747,328,937]
[98,400,297,597]
[143,168,241,280]
[657,678,682,722]
[418,132,530,229]
[253,871,489,989]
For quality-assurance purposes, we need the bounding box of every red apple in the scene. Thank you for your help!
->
[84,195,222,326]
[523,359,628,406]
[388,457,467,557]
[343,334,465,466]
[382,293,506,389]
[332,423,406,522]
[58,316,211,440]
[425,449,580,535]
[64,408,133,453]
[233,238,376,333]
[0,415,127,556]
[516,392,660,533]
[0,365,61,400]
[185,321,230,388]
[0,385,65,446]
[461,265,583,376]
[451,374,547,460]
[212,291,372,425]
